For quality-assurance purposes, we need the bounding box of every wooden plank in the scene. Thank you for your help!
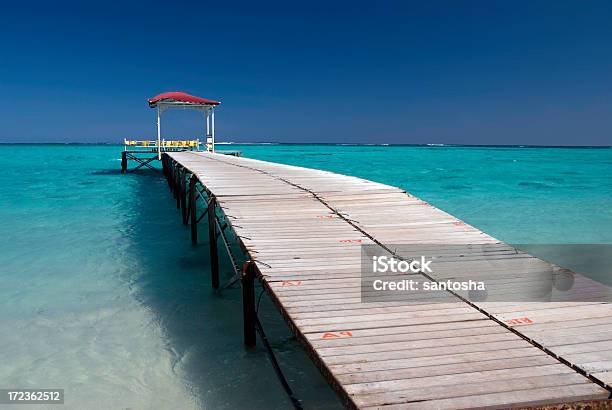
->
[360,384,608,409]
[351,373,590,407]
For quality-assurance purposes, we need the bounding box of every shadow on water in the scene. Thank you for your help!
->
[117,169,342,409]
[91,169,127,176]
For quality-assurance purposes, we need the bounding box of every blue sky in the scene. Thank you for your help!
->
[1,1,611,145]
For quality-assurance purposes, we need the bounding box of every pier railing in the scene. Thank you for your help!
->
[123,138,201,150]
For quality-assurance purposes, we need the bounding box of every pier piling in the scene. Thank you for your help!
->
[189,176,198,244]
[242,261,256,347]
[208,196,220,290]
[121,151,127,174]
[181,173,188,225]
[175,167,181,209]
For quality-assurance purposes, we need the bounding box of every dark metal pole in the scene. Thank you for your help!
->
[121,151,127,174]
[189,176,198,244]
[168,159,174,190]
[242,261,256,347]
[208,196,220,290]
[181,172,188,225]
[167,160,173,191]
[164,156,170,179]
[175,167,181,209]
[171,163,177,196]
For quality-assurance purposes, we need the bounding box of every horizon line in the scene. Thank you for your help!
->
[1,142,611,149]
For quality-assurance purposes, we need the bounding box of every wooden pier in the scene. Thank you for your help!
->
[160,151,612,409]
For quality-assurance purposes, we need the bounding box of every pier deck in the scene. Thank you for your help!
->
[162,151,612,409]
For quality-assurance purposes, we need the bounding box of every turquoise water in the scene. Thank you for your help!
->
[225,144,612,244]
[1,144,611,409]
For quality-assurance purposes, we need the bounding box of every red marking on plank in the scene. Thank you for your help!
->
[505,317,534,326]
[317,215,335,219]
[339,239,362,244]
[453,221,466,226]
[281,280,302,287]
[321,331,353,339]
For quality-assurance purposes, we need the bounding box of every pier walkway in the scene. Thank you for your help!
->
[161,151,612,409]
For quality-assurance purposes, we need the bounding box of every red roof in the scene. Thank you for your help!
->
[148,91,220,108]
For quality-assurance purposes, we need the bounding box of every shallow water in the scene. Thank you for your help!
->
[0,144,611,409]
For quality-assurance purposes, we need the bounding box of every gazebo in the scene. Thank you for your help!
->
[148,91,221,158]
[120,91,223,173]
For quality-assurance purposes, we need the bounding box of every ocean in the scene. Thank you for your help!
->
[1,144,611,409]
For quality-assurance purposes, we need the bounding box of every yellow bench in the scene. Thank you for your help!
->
[124,139,201,148]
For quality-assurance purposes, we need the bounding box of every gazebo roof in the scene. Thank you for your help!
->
[148,91,220,108]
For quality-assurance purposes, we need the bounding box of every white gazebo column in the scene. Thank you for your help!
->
[156,106,162,160]
[211,107,215,153]
[206,109,210,151]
